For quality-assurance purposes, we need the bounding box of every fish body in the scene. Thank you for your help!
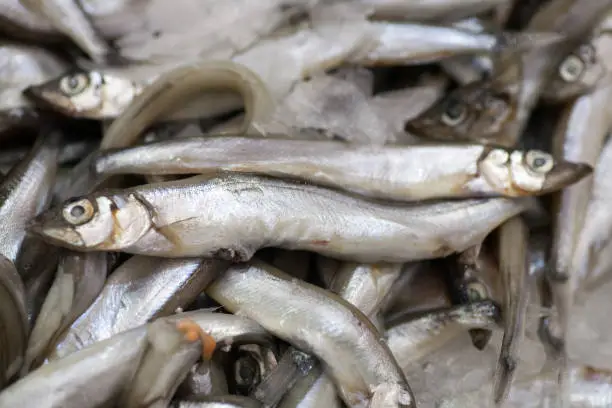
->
[31,173,532,262]
[207,261,416,408]
[362,0,509,22]
[94,137,590,201]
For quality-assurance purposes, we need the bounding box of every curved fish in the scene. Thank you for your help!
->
[49,257,228,360]
[100,60,274,150]
[0,132,58,263]
[30,173,533,262]
[93,137,591,201]
[207,260,416,408]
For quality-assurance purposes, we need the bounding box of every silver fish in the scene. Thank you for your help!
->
[22,251,108,373]
[277,367,341,408]
[120,318,206,408]
[0,133,58,263]
[21,238,59,325]
[494,216,529,405]
[207,260,416,408]
[30,173,532,262]
[49,257,228,360]
[362,0,509,22]
[0,139,96,170]
[93,137,591,201]
[18,0,110,63]
[0,254,28,387]
[385,301,501,374]
[172,396,263,408]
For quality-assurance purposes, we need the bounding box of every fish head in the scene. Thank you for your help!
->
[403,82,515,146]
[28,193,152,251]
[542,42,606,102]
[24,70,129,119]
[478,148,592,196]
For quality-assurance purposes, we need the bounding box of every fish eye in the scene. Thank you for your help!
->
[486,149,510,166]
[558,55,585,83]
[62,198,95,225]
[466,281,489,302]
[59,73,90,96]
[525,150,554,174]
[441,99,467,126]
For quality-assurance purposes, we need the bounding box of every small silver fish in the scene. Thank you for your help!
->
[30,173,533,263]
[93,137,591,201]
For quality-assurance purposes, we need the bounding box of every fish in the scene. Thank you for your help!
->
[21,238,59,325]
[0,314,220,408]
[571,135,612,291]
[18,0,111,63]
[0,254,28,388]
[206,260,416,408]
[172,396,264,408]
[277,367,341,408]
[403,67,522,147]
[446,246,503,350]
[30,173,533,262]
[362,0,509,22]
[120,319,210,408]
[99,60,274,150]
[546,74,612,356]
[22,251,109,373]
[48,256,229,360]
[0,139,97,171]
[175,360,229,400]
[385,301,501,374]
[0,132,58,264]
[541,41,607,103]
[93,137,591,201]
[494,216,529,405]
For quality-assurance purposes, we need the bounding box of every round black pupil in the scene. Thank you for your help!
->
[70,205,85,218]
[533,157,547,168]
[445,101,464,120]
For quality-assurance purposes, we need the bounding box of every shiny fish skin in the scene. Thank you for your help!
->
[494,216,529,405]
[0,133,58,264]
[277,367,341,408]
[172,396,263,408]
[31,173,533,262]
[93,137,591,201]
[385,301,500,374]
[206,261,416,408]
[49,257,229,360]
[0,254,28,388]
[22,251,108,373]
[362,0,508,22]
[18,0,110,63]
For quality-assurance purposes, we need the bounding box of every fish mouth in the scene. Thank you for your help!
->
[23,86,76,115]
[540,162,593,194]
[26,217,85,249]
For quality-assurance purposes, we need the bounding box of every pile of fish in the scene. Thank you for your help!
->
[1,0,612,407]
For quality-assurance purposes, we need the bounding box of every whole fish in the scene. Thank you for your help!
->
[0,254,28,388]
[30,173,533,262]
[207,260,416,408]
[93,137,591,201]
[385,301,501,374]
[0,133,58,264]
[547,76,612,352]
[494,216,529,405]
[22,250,109,372]
[49,256,229,360]
[18,0,111,63]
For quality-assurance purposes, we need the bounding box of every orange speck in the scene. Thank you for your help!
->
[176,318,217,360]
